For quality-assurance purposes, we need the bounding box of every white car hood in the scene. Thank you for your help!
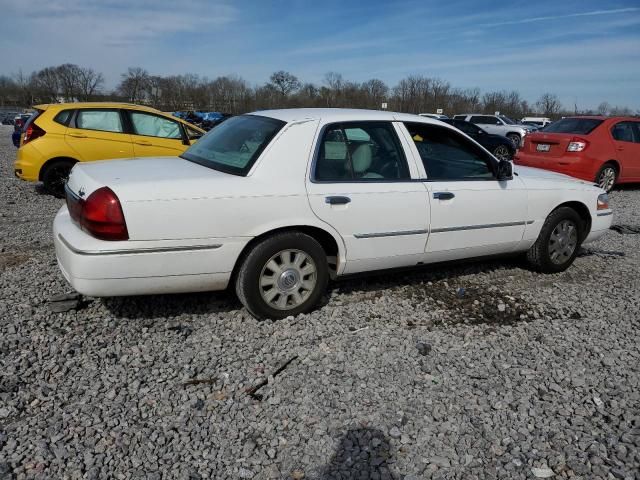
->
[67,157,249,202]
[514,165,600,191]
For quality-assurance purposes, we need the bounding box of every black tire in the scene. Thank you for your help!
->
[595,163,618,193]
[526,207,583,273]
[493,144,512,161]
[235,232,329,320]
[42,160,75,198]
[507,133,521,148]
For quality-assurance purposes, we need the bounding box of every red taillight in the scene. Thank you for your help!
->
[23,122,46,145]
[566,137,588,152]
[66,187,129,241]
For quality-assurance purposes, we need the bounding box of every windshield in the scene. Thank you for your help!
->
[499,115,517,125]
[542,118,603,134]
[181,115,286,175]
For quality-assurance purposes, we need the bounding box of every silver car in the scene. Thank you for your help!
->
[453,114,532,147]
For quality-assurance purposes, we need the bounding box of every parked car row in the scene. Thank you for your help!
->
[11,104,620,319]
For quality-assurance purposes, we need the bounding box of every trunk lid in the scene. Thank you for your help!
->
[66,156,247,202]
[522,132,575,158]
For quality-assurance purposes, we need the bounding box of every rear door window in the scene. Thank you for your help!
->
[611,121,639,143]
[315,122,410,182]
[76,109,124,133]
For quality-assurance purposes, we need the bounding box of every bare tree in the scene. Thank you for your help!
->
[76,67,104,101]
[269,71,301,97]
[32,67,61,102]
[536,93,562,117]
[117,67,151,103]
[596,101,611,116]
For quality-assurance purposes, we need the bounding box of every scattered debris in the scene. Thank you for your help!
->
[291,469,305,480]
[531,466,555,478]
[416,341,432,356]
[349,326,369,334]
[245,355,298,400]
[48,292,83,313]
[183,377,217,387]
[610,224,640,235]
[168,325,193,338]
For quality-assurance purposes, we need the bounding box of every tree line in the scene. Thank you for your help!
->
[0,64,637,119]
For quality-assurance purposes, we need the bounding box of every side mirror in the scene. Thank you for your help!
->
[496,159,513,181]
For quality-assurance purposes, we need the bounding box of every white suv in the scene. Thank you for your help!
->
[454,114,531,147]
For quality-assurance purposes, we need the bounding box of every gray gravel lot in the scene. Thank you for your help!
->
[0,124,639,480]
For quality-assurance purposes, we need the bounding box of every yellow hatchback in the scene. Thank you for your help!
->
[14,102,205,196]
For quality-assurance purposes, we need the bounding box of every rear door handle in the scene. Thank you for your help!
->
[135,140,152,146]
[616,146,624,151]
[433,192,455,200]
[68,132,87,138]
[325,196,351,205]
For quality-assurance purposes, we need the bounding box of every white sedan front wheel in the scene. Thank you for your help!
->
[235,232,329,320]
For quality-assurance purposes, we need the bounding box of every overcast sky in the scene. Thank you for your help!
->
[1,0,639,110]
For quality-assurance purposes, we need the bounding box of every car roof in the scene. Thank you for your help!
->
[562,115,638,121]
[248,108,442,124]
[34,102,165,114]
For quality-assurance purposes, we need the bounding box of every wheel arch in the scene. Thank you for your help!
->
[552,201,592,242]
[599,159,620,175]
[231,224,345,285]
[38,156,79,181]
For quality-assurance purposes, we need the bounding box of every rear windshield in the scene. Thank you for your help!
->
[542,118,603,134]
[181,115,285,176]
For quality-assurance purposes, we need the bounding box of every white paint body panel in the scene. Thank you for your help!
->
[55,108,612,297]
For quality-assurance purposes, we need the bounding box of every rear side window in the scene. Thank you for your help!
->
[404,122,495,181]
[76,109,123,133]
[611,122,639,143]
[130,112,182,139]
[315,122,410,182]
[181,115,285,176]
[543,118,603,134]
[453,115,467,120]
[469,115,497,125]
[54,109,73,126]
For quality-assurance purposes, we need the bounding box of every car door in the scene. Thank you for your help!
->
[610,121,640,178]
[469,115,500,135]
[125,110,189,157]
[400,121,528,262]
[65,109,134,161]
[306,121,430,274]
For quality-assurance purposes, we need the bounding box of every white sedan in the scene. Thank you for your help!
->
[54,109,613,319]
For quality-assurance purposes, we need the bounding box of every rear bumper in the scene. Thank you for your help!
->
[14,144,44,182]
[53,206,247,297]
[514,152,596,182]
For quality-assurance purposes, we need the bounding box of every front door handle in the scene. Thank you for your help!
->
[433,192,455,200]
[68,132,87,138]
[325,196,351,205]
[135,140,152,146]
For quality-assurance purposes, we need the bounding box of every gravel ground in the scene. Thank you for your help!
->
[1,124,639,480]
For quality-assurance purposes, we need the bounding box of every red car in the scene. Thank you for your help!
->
[514,116,640,192]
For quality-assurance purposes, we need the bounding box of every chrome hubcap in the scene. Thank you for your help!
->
[494,145,510,160]
[598,167,616,192]
[548,220,578,265]
[259,249,317,310]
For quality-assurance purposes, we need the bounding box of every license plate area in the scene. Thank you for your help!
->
[536,143,551,152]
